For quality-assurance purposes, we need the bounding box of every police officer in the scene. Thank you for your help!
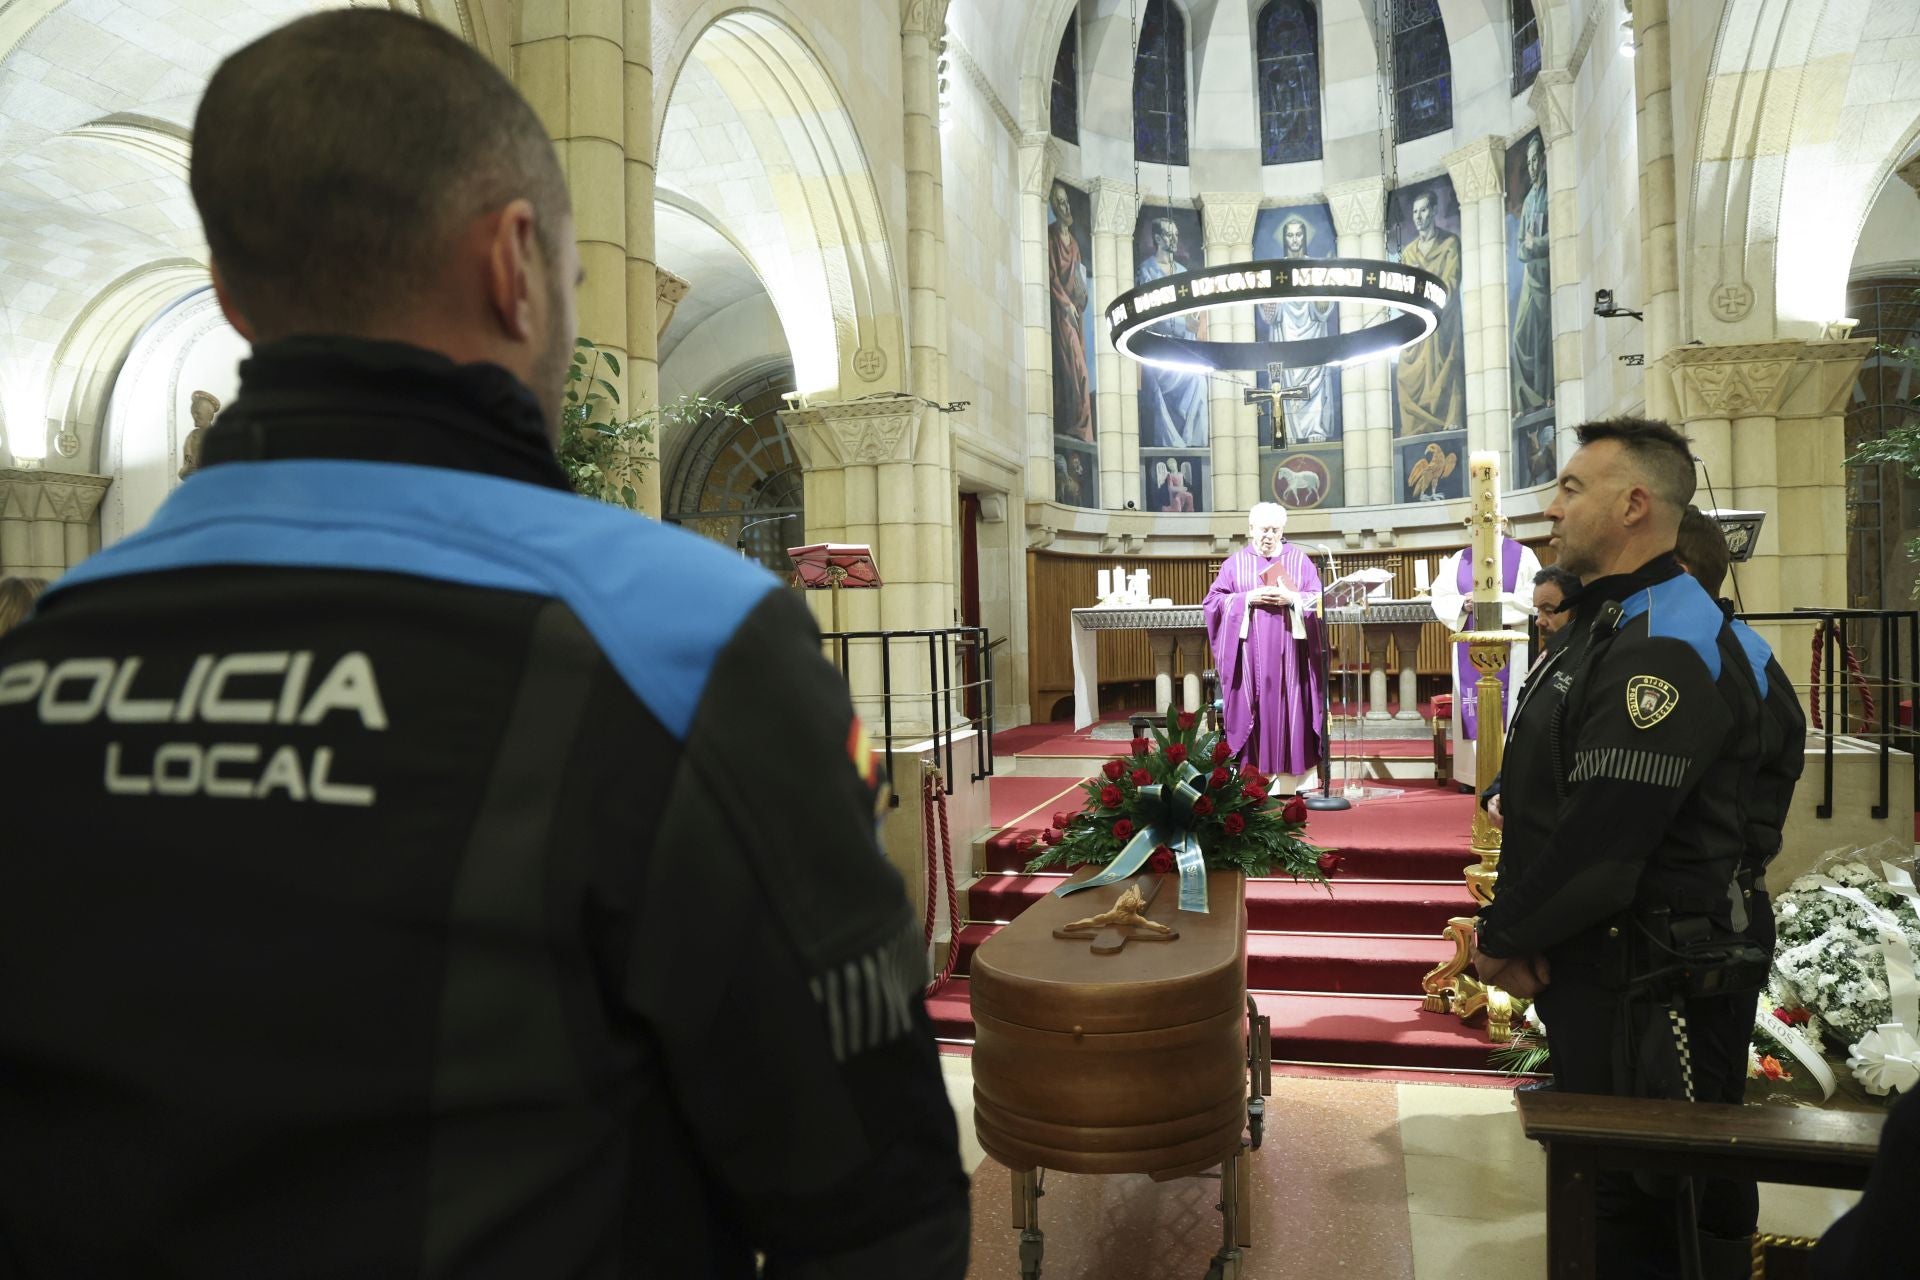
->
[1471,418,1766,1279]
[0,13,968,1278]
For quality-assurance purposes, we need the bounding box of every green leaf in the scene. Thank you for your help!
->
[600,351,621,376]
[596,378,621,404]
[575,337,595,349]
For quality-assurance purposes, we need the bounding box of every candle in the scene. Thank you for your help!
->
[1097,569,1111,600]
[1467,451,1501,623]
[1414,559,1431,592]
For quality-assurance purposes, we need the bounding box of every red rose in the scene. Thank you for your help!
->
[1177,711,1196,730]
[1223,813,1246,836]
[1052,811,1075,830]
[1131,768,1152,785]
[1103,759,1125,781]
[1283,796,1308,823]
[1210,766,1232,789]
[1242,781,1266,801]
[1131,737,1150,756]
[1113,818,1135,841]
[1774,1007,1812,1027]
[1100,785,1123,808]
[1242,770,1266,791]
[1317,851,1342,874]
[1211,741,1231,764]
[1166,744,1188,765]
[1146,845,1175,874]
[1193,796,1215,817]
[1041,827,1062,845]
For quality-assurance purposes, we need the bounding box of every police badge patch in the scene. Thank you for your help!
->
[1626,675,1679,729]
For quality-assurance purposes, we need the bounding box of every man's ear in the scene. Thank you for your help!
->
[485,199,540,342]
[208,264,256,343]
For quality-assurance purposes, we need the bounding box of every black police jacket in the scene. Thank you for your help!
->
[0,337,968,1279]
[1478,554,1764,966]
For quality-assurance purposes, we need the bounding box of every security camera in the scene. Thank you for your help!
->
[1125,500,1137,510]
[1594,289,1614,315]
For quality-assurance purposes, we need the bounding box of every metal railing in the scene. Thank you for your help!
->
[820,625,995,807]
[1739,607,1920,820]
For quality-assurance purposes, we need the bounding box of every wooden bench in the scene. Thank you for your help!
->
[1516,1091,1884,1279]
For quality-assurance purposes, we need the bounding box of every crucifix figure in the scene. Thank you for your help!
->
[1052,875,1179,954]
[1244,362,1309,449]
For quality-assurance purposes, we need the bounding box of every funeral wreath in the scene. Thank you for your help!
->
[1025,708,1326,914]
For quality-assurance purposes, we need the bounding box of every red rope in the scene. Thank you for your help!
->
[1808,622,1876,733]
[922,767,961,998]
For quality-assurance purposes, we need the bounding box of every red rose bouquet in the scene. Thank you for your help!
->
[1028,703,1325,908]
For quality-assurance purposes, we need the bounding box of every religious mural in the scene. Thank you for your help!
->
[1048,180,1099,507]
[1145,454,1206,513]
[1252,203,1342,447]
[1388,174,1467,504]
[1506,128,1558,489]
[1261,450,1343,512]
[1134,203,1210,511]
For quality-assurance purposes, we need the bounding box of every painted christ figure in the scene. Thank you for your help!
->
[1204,502,1326,784]
[1429,528,1542,784]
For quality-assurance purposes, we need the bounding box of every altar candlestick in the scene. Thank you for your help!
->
[1097,569,1112,600]
[1414,559,1431,592]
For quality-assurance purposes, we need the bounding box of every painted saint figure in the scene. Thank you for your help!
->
[1136,217,1209,449]
[1429,525,1541,783]
[1394,191,1465,435]
[1257,214,1335,443]
[1048,182,1094,443]
[1509,135,1555,414]
[1204,502,1326,785]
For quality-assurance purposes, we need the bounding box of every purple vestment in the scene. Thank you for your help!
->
[1204,544,1326,775]
[1454,538,1525,740]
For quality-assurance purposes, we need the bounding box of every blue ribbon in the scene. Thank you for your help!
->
[1055,760,1212,913]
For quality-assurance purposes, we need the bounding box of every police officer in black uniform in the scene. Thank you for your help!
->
[1471,418,1767,1280]
[0,12,968,1277]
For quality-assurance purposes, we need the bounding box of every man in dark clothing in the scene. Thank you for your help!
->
[1472,418,1767,1280]
[0,13,968,1278]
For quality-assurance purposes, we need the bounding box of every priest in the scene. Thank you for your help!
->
[1204,502,1327,791]
[1430,520,1541,785]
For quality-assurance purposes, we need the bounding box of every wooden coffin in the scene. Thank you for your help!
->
[970,869,1248,1177]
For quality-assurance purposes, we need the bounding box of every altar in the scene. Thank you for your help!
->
[1069,606,1208,731]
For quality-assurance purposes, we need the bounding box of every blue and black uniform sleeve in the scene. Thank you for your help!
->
[618,588,968,1278]
[1476,628,1735,958]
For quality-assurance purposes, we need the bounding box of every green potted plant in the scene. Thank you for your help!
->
[556,338,746,508]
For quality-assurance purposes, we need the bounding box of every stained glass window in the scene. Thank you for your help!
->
[1257,0,1322,165]
[1512,0,1541,95]
[1134,0,1189,167]
[1051,19,1078,145]
[1392,0,1452,144]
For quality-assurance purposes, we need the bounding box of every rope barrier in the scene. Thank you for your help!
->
[1808,622,1876,733]
[922,765,961,998]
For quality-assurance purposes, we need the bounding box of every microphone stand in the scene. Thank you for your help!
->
[736,512,797,560]
[1302,541,1350,811]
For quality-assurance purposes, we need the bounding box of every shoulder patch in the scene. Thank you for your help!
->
[1627,674,1679,729]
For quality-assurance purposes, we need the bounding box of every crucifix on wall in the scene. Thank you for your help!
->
[1244,361,1309,450]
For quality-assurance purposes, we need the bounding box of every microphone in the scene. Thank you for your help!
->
[736,512,797,558]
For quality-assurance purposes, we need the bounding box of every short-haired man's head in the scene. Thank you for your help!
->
[190,10,569,336]
[1675,505,1733,597]
[0,576,48,637]
[1533,563,1580,596]
[1572,416,1696,512]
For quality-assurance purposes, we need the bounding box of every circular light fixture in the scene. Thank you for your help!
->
[1105,257,1451,375]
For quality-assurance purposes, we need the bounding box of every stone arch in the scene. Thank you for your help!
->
[52,260,210,474]
[661,361,802,573]
[654,7,902,399]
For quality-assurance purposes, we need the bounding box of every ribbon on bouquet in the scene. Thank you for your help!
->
[1055,760,1212,914]
[1815,872,1920,1096]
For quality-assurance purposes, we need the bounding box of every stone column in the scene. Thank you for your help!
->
[1327,177,1390,506]
[1092,180,1141,510]
[624,0,661,516]
[1019,133,1061,502]
[781,396,954,732]
[0,470,111,579]
[1634,0,1681,419]
[1443,137,1510,462]
[1530,70,1584,435]
[1659,339,1872,652]
[902,0,952,407]
[1177,632,1207,713]
[1200,193,1262,514]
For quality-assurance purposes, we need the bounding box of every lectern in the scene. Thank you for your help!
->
[786,542,881,633]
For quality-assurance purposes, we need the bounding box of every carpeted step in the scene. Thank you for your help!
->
[1255,990,1503,1073]
[925,975,976,1043]
[965,873,1477,935]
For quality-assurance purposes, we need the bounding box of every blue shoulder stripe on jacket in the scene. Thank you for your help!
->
[45,460,781,739]
[1730,620,1773,698]
[1618,573,1724,681]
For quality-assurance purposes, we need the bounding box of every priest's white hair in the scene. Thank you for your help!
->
[1248,502,1288,528]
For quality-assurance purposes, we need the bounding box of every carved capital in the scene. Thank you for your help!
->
[655,267,690,340]
[1199,192,1263,250]
[779,395,927,469]
[1325,177,1388,237]
[0,469,112,522]
[1020,131,1061,198]
[1530,70,1576,144]
[1090,178,1142,236]
[1660,339,1874,421]
[1898,154,1920,198]
[1443,136,1505,204]
[901,0,950,39]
